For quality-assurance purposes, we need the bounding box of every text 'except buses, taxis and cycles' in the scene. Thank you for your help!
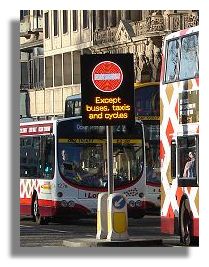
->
[85,96,131,120]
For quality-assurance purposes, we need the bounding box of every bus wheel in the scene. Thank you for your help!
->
[33,195,48,225]
[180,199,192,246]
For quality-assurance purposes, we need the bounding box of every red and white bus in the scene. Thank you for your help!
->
[20,117,148,224]
[160,26,199,245]
[64,82,161,215]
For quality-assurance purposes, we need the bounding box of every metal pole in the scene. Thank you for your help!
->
[106,125,114,195]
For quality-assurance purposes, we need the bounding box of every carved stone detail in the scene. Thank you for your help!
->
[134,37,162,82]
[115,20,135,43]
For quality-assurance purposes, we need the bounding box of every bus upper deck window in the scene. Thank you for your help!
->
[165,39,179,83]
[179,33,199,80]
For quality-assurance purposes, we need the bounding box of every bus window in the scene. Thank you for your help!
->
[42,135,55,179]
[20,136,40,178]
[171,140,176,179]
[74,100,81,116]
[135,85,160,117]
[165,39,180,83]
[144,124,160,184]
[64,94,81,118]
[177,135,198,186]
[179,33,199,80]
[64,100,73,118]
[20,135,55,179]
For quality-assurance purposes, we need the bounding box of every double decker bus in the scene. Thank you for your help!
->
[64,82,161,215]
[20,117,147,224]
[64,94,81,118]
[160,26,199,245]
[134,82,160,215]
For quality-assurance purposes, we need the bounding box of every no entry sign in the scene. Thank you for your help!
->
[81,54,135,126]
[92,61,123,92]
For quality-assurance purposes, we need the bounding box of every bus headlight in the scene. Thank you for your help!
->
[128,200,135,207]
[57,192,63,198]
[135,200,141,207]
[90,208,97,214]
[139,192,144,198]
[61,200,68,207]
[68,200,75,207]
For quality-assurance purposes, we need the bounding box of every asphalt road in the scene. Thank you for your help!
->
[20,215,181,247]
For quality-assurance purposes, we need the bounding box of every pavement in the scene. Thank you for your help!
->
[63,237,163,247]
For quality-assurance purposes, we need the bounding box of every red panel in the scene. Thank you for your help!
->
[166,118,174,145]
[195,77,199,87]
[20,205,31,215]
[20,123,53,136]
[193,218,199,237]
[175,100,178,118]
[160,140,165,161]
[161,216,174,234]
[20,198,91,218]
[146,181,160,187]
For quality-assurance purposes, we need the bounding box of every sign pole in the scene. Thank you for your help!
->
[106,125,114,195]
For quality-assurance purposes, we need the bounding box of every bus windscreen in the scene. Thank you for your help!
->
[57,118,144,189]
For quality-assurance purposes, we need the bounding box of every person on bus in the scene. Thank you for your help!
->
[60,149,79,179]
[183,151,196,178]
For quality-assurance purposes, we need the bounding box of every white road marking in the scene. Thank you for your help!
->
[20,225,69,233]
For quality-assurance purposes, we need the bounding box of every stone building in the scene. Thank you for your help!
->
[20,10,199,120]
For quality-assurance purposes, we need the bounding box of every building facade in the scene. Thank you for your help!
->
[20,10,199,120]
[20,10,44,118]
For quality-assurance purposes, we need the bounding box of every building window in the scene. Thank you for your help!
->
[54,54,62,86]
[104,10,108,28]
[26,48,44,89]
[21,62,28,89]
[44,12,49,38]
[122,10,131,20]
[54,10,59,36]
[37,10,43,17]
[73,51,81,84]
[63,10,68,34]
[20,52,29,89]
[73,10,78,31]
[45,56,53,88]
[23,10,29,17]
[111,11,116,27]
[83,10,88,29]
[39,57,44,87]
[63,52,72,85]
[20,10,24,21]
[99,10,104,29]
[93,10,96,31]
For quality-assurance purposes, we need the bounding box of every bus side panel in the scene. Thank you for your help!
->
[161,216,174,234]
[38,199,56,217]
[20,198,32,215]
[193,218,199,237]
[161,216,179,235]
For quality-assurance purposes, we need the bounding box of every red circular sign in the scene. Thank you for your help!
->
[92,61,123,92]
